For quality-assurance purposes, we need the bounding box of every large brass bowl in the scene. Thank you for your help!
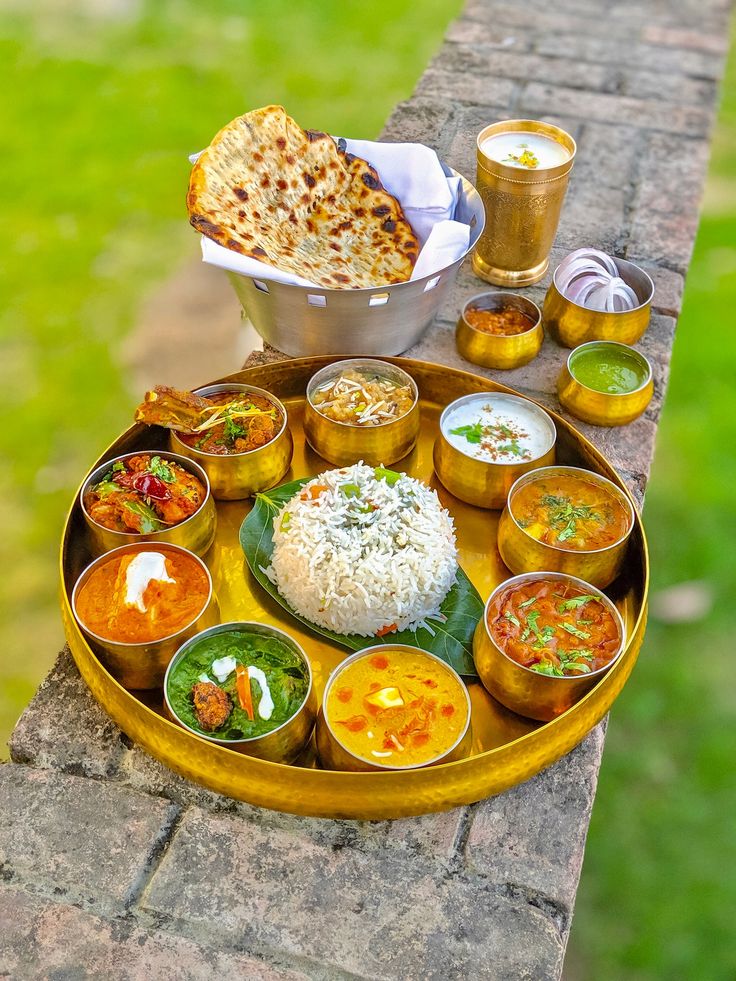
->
[80,450,217,558]
[171,382,293,500]
[315,645,472,772]
[303,358,420,467]
[498,465,635,588]
[60,357,648,819]
[474,572,626,722]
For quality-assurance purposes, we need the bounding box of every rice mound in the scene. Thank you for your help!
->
[265,463,458,636]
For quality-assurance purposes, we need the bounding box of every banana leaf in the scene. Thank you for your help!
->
[239,476,481,676]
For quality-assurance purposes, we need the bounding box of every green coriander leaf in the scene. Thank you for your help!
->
[561,622,591,640]
[450,422,484,444]
[557,594,600,612]
[504,611,521,628]
[149,456,175,483]
[518,596,538,609]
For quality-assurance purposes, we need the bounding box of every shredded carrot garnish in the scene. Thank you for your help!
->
[375,623,397,638]
[235,663,254,721]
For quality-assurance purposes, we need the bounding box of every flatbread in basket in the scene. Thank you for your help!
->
[187,105,420,289]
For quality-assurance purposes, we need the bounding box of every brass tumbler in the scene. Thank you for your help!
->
[473,120,576,288]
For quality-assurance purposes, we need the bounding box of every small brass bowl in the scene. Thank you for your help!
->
[80,451,217,559]
[543,256,654,348]
[163,621,317,763]
[433,392,557,509]
[71,542,219,690]
[304,359,420,467]
[316,645,472,772]
[170,383,293,500]
[497,466,635,588]
[456,292,543,370]
[557,341,654,427]
[473,572,626,721]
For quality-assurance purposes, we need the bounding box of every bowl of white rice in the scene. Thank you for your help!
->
[265,463,458,637]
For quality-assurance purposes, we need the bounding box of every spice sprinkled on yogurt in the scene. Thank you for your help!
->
[443,394,555,465]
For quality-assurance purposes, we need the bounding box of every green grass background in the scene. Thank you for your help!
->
[0,2,733,977]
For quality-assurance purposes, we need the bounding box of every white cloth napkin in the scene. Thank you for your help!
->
[193,138,470,288]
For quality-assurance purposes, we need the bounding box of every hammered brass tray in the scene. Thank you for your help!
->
[60,357,648,819]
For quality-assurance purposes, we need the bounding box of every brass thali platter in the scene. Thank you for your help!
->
[60,357,648,819]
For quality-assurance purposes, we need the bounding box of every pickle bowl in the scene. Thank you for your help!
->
[543,254,654,348]
[473,571,626,722]
[433,392,557,509]
[80,450,217,559]
[163,621,317,763]
[71,542,219,690]
[456,291,543,370]
[170,382,293,500]
[557,341,654,427]
[497,465,635,588]
[303,358,420,467]
[316,645,472,772]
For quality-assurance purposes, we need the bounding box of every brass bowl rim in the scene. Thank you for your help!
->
[476,119,577,175]
[170,382,289,458]
[438,391,557,467]
[566,341,654,397]
[321,644,472,771]
[551,255,655,314]
[482,571,626,682]
[506,465,635,556]
[71,541,214,649]
[460,291,542,337]
[163,620,314,747]
[305,357,419,430]
[80,449,212,538]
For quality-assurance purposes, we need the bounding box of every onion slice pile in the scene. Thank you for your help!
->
[556,249,640,312]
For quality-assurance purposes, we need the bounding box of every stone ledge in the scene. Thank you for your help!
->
[0,885,305,981]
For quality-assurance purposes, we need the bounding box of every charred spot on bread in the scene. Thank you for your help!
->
[233,187,249,202]
[362,171,379,189]
[276,137,287,150]
[304,173,317,188]
[372,205,390,217]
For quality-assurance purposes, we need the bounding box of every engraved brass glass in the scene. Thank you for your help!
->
[456,292,543,370]
[171,383,293,500]
[557,342,654,427]
[315,646,472,772]
[71,543,219,690]
[60,358,648,819]
[473,120,576,287]
[497,466,635,588]
[433,393,557,509]
[304,359,420,467]
[164,621,317,763]
[543,257,654,348]
[80,451,217,559]
[473,572,626,722]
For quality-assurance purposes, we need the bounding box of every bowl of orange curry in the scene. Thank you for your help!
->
[316,645,471,772]
[81,451,216,558]
[498,466,635,588]
[473,571,625,721]
[72,542,219,689]
[456,291,543,370]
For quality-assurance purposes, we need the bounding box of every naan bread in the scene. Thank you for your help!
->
[187,105,419,289]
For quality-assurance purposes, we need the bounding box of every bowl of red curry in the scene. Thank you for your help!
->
[473,571,625,721]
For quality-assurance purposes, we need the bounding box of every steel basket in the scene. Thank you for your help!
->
[224,165,484,357]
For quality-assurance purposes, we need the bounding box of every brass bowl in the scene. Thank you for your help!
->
[433,392,557,509]
[170,383,293,500]
[164,621,317,764]
[80,450,217,558]
[303,358,420,467]
[473,572,626,721]
[557,341,654,427]
[456,292,543,370]
[71,542,219,690]
[498,466,635,588]
[316,645,472,772]
[543,256,654,348]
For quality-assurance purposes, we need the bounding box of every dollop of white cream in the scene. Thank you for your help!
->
[197,673,211,684]
[211,656,237,683]
[124,552,175,613]
[248,666,274,721]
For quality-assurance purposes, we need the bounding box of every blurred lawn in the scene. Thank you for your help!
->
[1,2,734,978]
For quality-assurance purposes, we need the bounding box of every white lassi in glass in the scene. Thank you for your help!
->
[442,394,555,465]
[480,131,570,170]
